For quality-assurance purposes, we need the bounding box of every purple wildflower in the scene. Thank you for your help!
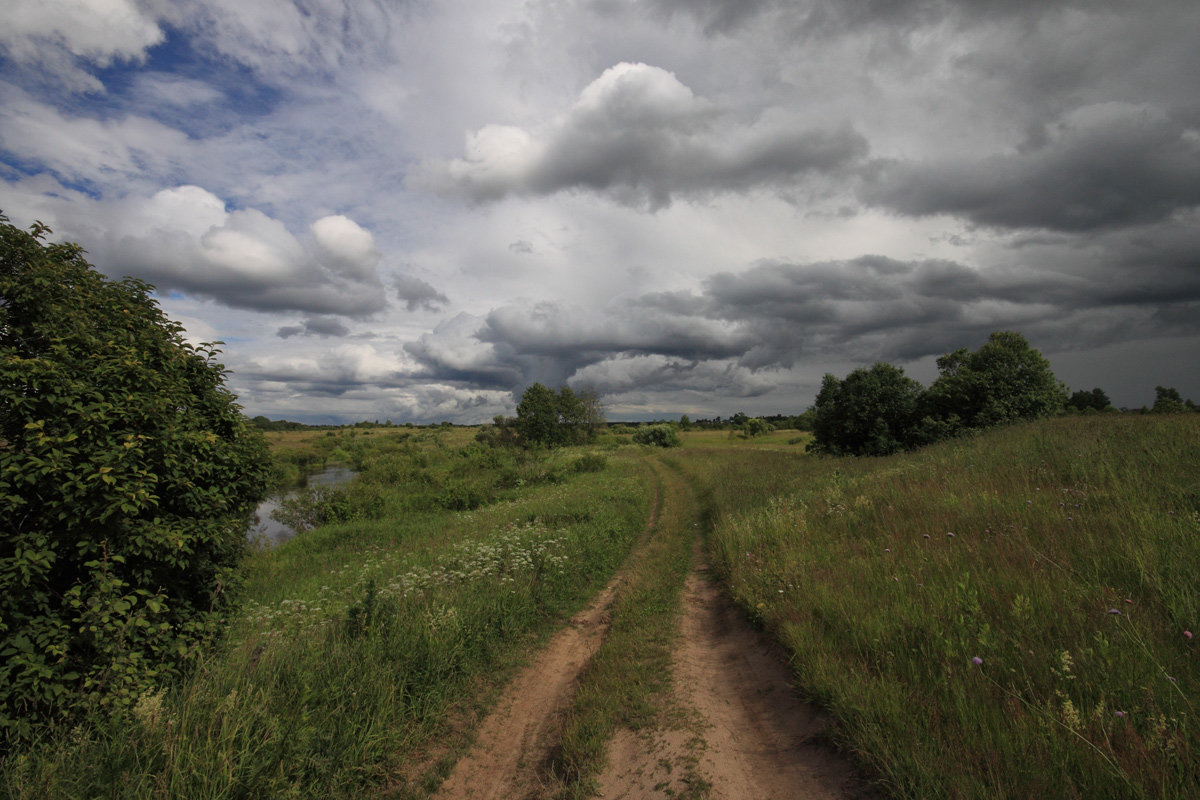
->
[1115,711,1126,718]
[1108,608,1121,615]
[1185,630,1194,640]
[972,656,983,665]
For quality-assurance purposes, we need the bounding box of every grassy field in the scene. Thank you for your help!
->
[3,415,1196,799]
[687,414,1200,799]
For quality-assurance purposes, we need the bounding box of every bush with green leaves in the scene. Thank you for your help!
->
[919,331,1066,435]
[809,362,924,456]
[809,333,1067,457]
[741,417,772,438]
[632,424,681,448]
[0,216,269,743]
[514,383,604,447]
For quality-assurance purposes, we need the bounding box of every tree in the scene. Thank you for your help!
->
[1,216,269,740]
[1067,387,1111,412]
[1152,386,1190,414]
[513,383,604,447]
[515,383,559,446]
[920,331,1066,435]
[742,417,772,438]
[556,386,588,445]
[576,386,606,440]
[632,424,681,448]
[809,363,924,456]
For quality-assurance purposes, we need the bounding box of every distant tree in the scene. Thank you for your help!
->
[633,423,681,448]
[576,386,606,440]
[742,417,772,438]
[1067,387,1111,412]
[920,332,1066,436]
[556,386,587,445]
[1152,386,1191,414]
[0,216,269,740]
[793,408,817,431]
[678,413,692,430]
[515,383,560,446]
[809,363,924,456]
[513,384,604,447]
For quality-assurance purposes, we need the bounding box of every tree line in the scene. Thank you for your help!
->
[808,331,1196,457]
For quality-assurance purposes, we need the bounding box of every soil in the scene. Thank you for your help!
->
[595,542,876,800]
[429,484,874,800]
[430,578,622,800]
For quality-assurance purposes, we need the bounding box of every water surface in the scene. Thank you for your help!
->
[248,464,357,546]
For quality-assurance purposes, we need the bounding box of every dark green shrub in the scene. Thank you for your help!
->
[0,216,269,742]
[633,424,681,448]
[571,453,608,473]
[809,363,923,456]
[272,483,385,532]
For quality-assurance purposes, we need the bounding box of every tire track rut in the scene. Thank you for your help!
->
[429,475,664,800]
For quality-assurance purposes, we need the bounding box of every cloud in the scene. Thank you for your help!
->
[399,234,1200,401]
[416,62,868,209]
[863,104,1200,232]
[0,0,164,92]
[404,313,522,389]
[276,315,352,339]
[570,354,775,397]
[38,185,390,316]
[0,84,190,186]
[395,274,449,312]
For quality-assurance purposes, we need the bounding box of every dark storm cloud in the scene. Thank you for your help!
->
[402,299,754,392]
[647,0,1130,36]
[402,217,1200,399]
[276,315,352,339]
[863,108,1200,232]
[394,274,449,312]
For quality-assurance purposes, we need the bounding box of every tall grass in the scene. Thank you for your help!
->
[3,438,653,799]
[693,415,1200,799]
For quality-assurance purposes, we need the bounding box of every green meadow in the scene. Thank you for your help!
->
[4,415,1198,799]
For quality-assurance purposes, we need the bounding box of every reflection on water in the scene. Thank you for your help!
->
[248,464,357,546]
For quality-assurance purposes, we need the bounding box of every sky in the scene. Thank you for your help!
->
[2,0,1198,424]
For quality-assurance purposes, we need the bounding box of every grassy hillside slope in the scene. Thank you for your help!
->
[691,415,1199,799]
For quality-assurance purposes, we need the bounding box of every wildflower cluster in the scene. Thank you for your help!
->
[382,521,570,599]
[237,521,573,639]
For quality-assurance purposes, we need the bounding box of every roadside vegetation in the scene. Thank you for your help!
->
[3,429,653,799]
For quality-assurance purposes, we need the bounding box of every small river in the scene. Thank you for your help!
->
[247,464,357,546]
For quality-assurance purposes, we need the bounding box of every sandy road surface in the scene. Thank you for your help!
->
[428,463,872,800]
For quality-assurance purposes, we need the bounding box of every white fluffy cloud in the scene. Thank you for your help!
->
[31,185,391,316]
[1,0,164,91]
[417,62,868,209]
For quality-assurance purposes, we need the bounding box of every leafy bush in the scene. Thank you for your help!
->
[920,331,1066,434]
[741,417,772,438]
[633,424,681,448]
[571,453,608,473]
[271,483,385,531]
[811,332,1067,457]
[809,362,923,456]
[0,216,269,742]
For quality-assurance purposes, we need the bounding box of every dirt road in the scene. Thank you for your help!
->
[429,460,871,800]
[595,542,872,800]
